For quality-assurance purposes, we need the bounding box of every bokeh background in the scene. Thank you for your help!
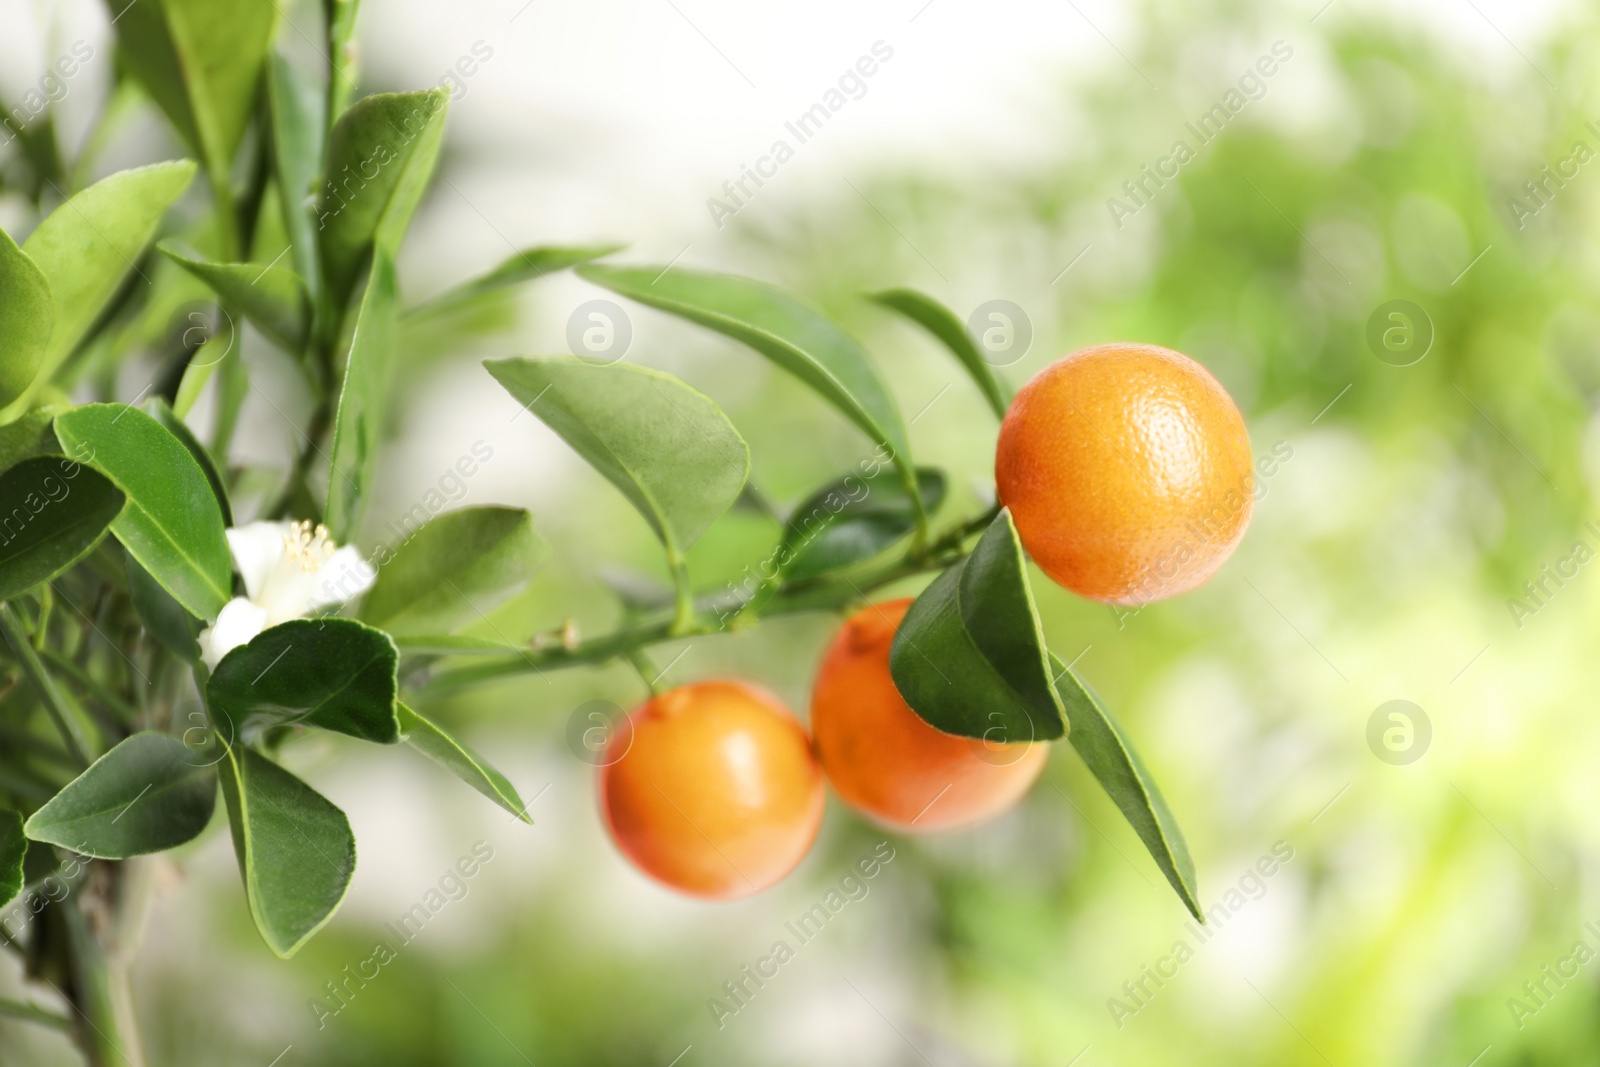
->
[4,0,1600,1062]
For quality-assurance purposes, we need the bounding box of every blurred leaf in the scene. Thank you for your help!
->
[406,244,625,323]
[318,89,449,316]
[0,405,67,472]
[20,161,197,385]
[360,506,543,635]
[0,456,124,602]
[207,619,400,744]
[392,634,526,656]
[142,396,231,526]
[23,733,216,859]
[126,553,200,662]
[326,0,361,120]
[1053,652,1201,921]
[157,242,308,351]
[398,702,529,822]
[0,811,23,908]
[780,467,946,582]
[0,226,53,407]
[889,509,1066,742]
[325,248,397,541]
[577,264,920,515]
[869,288,1011,419]
[267,54,325,296]
[108,0,277,179]
[220,743,354,958]
[53,404,230,620]
[485,356,749,553]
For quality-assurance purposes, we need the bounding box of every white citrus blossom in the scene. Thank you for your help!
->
[198,520,377,670]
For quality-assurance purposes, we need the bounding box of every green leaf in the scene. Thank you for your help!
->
[889,509,1066,742]
[780,468,946,582]
[23,733,216,859]
[0,405,68,472]
[0,811,23,908]
[207,619,400,745]
[267,54,325,296]
[0,456,124,601]
[485,356,749,554]
[327,0,362,120]
[142,396,231,526]
[576,264,919,519]
[406,244,625,322]
[318,89,450,316]
[157,242,308,351]
[1053,653,1202,920]
[398,703,529,822]
[324,248,398,541]
[392,634,527,656]
[869,288,1012,419]
[360,507,542,635]
[21,162,197,386]
[52,404,231,620]
[0,225,53,407]
[127,553,200,662]
[109,0,277,179]
[219,744,354,958]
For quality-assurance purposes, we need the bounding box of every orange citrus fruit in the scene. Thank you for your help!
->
[994,342,1253,605]
[811,600,1047,831]
[600,681,824,899]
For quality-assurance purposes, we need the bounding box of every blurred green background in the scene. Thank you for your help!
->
[6,0,1600,1062]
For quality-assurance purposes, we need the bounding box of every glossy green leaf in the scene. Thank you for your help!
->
[318,89,449,315]
[869,288,1012,419]
[1053,653,1202,920]
[485,356,749,554]
[324,249,398,541]
[392,634,527,656]
[109,0,277,179]
[21,161,197,382]
[127,553,200,662]
[0,811,23,908]
[398,703,529,822]
[52,404,230,620]
[220,744,354,958]
[158,242,308,351]
[406,244,625,322]
[142,396,231,526]
[889,509,1066,742]
[577,264,918,516]
[360,507,542,635]
[207,619,399,744]
[780,468,946,582]
[267,54,325,294]
[0,456,124,601]
[0,226,53,407]
[23,733,216,859]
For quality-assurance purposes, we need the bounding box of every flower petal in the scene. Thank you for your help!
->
[307,546,377,613]
[225,521,293,602]
[198,597,269,671]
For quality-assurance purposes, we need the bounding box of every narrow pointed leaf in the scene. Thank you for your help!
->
[577,264,918,511]
[398,703,529,822]
[143,396,231,526]
[360,506,543,635]
[318,89,449,315]
[21,161,197,383]
[485,356,749,553]
[889,510,1066,742]
[0,456,124,601]
[406,244,625,322]
[0,226,53,406]
[780,468,945,582]
[207,619,400,744]
[324,248,398,540]
[23,733,216,859]
[1053,653,1202,920]
[158,242,308,351]
[220,744,355,958]
[0,811,23,908]
[267,54,325,294]
[53,404,231,620]
[870,288,1011,419]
